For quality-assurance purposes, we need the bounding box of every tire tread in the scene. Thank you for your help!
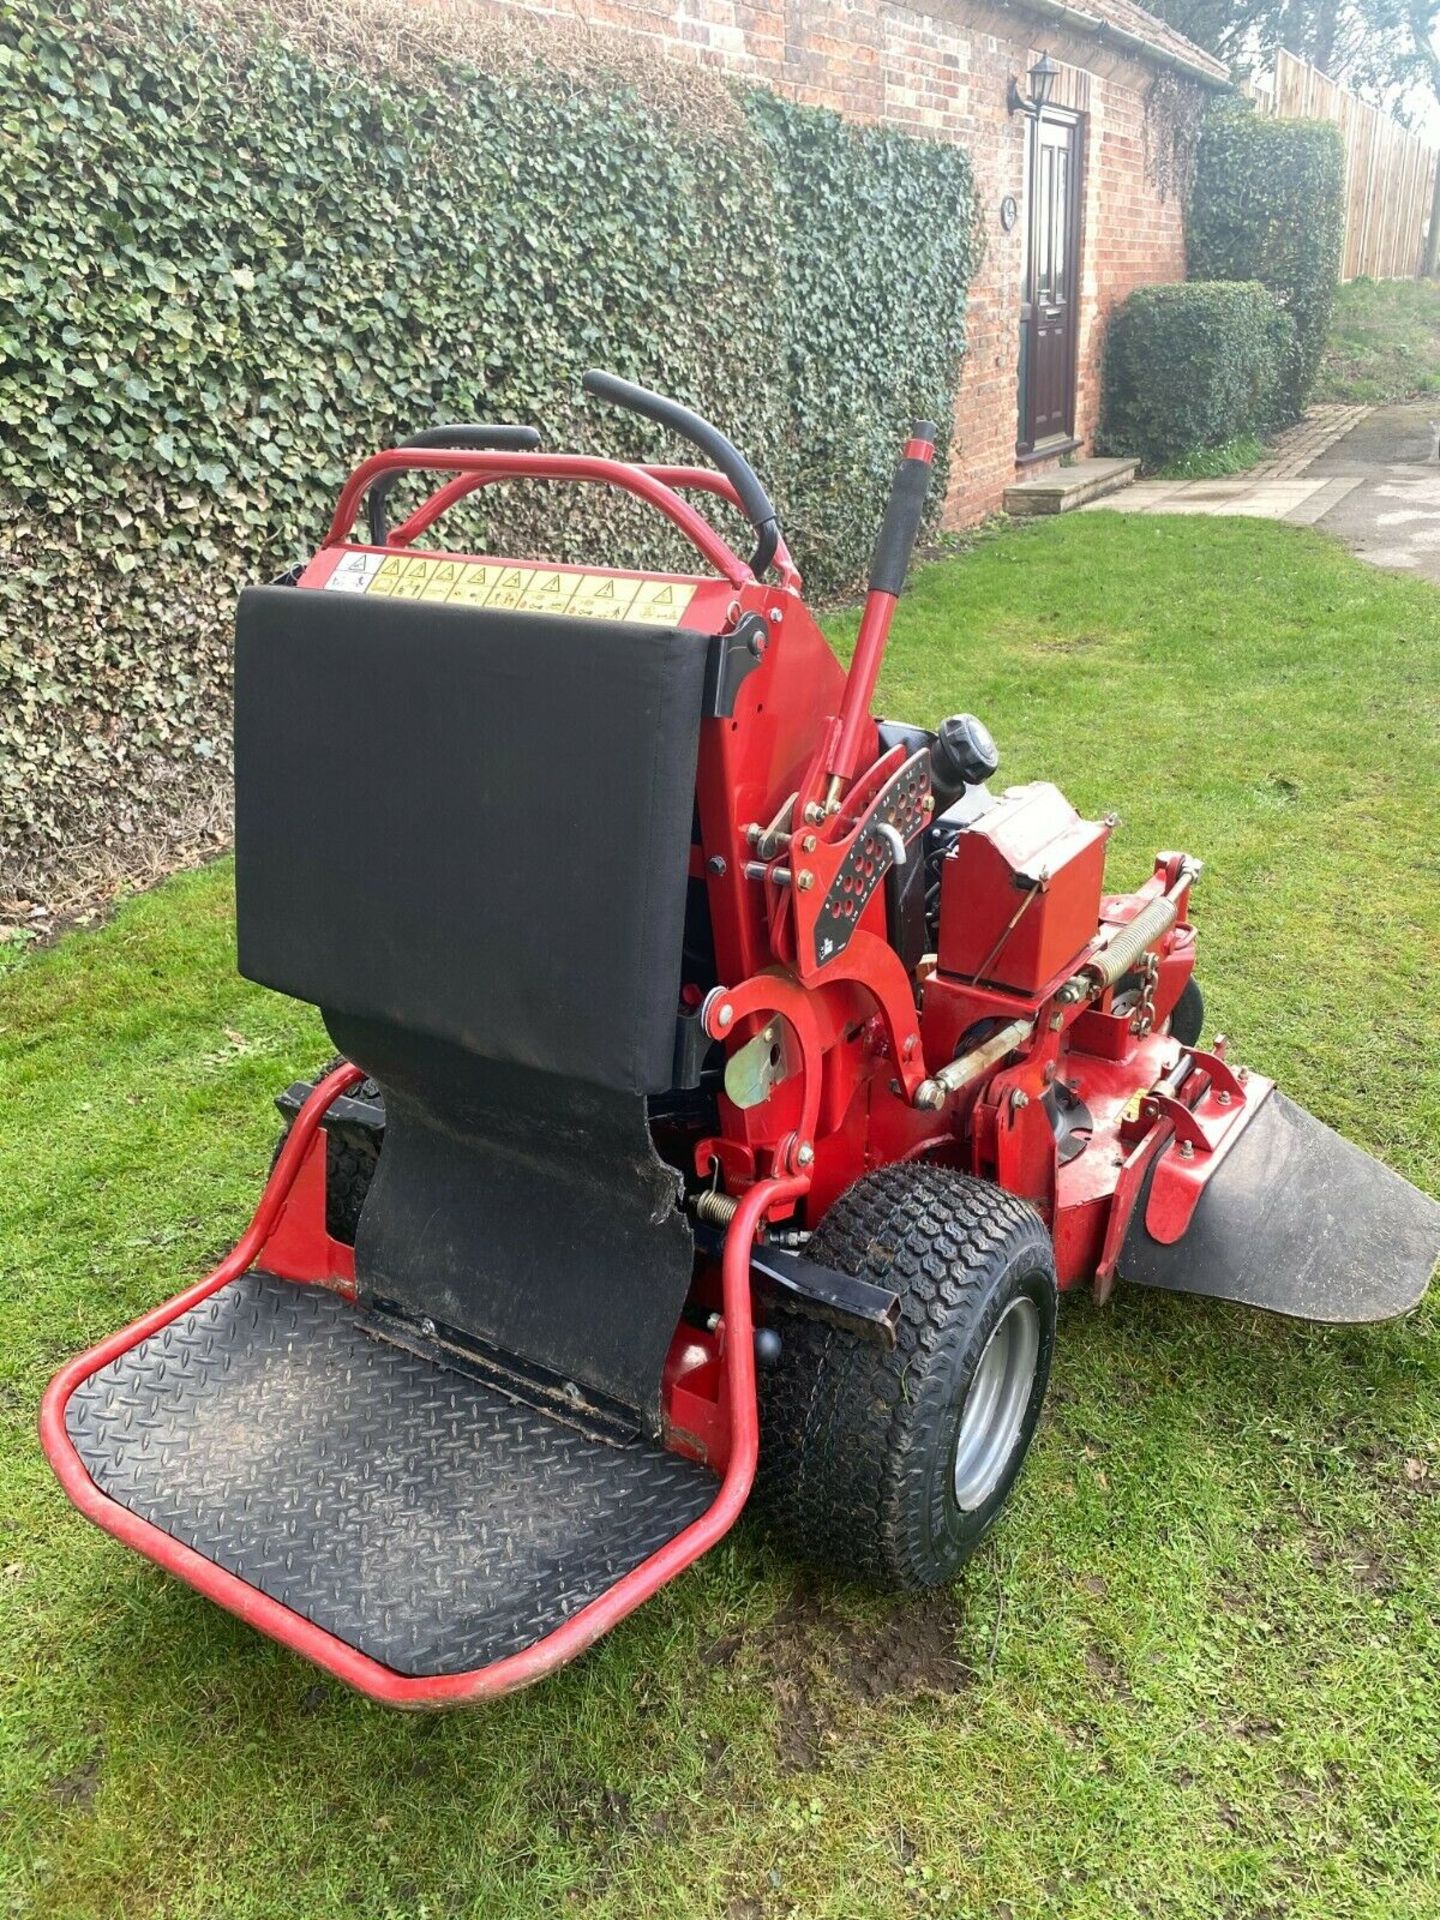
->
[756,1163,1054,1588]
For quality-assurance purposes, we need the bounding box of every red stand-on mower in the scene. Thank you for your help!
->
[42,375,1440,1706]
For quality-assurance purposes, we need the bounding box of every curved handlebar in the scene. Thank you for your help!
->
[367,424,541,545]
[582,370,780,581]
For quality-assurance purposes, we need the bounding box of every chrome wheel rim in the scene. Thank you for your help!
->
[951,1294,1042,1512]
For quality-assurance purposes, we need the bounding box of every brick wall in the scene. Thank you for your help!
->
[413,0,1189,524]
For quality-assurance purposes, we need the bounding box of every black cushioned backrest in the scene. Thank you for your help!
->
[234,585,708,1096]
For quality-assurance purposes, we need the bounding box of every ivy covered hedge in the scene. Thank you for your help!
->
[1098,281,1296,470]
[1187,103,1345,421]
[0,0,979,892]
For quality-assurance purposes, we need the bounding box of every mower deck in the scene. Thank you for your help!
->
[62,1271,716,1679]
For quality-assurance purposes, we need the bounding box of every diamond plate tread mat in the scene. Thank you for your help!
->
[64,1272,717,1677]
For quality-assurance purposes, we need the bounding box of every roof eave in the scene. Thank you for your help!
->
[1002,0,1232,89]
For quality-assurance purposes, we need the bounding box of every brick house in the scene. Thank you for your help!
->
[418,0,1228,525]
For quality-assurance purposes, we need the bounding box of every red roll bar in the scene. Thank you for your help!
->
[325,449,759,590]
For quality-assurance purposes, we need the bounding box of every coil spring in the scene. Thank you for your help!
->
[693,1188,740,1227]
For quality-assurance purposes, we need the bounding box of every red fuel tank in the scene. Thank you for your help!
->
[937,782,1110,994]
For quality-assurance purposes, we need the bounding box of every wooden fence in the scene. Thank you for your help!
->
[1251,51,1437,280]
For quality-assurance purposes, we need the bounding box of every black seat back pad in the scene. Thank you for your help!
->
[234,585,707,1094]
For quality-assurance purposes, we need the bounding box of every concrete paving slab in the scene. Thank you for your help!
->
[1004,457,1139,514]
[1283,476,1364,525]
[1304,402,1440,582]
[1085,478,1333,519]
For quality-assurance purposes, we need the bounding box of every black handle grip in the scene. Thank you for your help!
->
[582,369,780,580]
[367,424,542,545]
[868,422,937,598]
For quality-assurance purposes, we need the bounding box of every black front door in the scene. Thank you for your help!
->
[1018,110,1083,455]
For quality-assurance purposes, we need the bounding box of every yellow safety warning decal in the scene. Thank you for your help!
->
[323,550,698,626]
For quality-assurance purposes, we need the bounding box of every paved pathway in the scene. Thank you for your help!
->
[1246,403,1373,477]
[1295,402,1440,582]
[1085,401,1440,584]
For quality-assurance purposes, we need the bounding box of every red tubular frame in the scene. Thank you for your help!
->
[641,467,802,591]
[830,588,900,783]
[39,1064,808,1707]
[383,461,802,592]
[829,434,935,783]
[326,450,755,589]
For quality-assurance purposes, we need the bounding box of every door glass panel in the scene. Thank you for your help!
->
[1053,149,1068,305]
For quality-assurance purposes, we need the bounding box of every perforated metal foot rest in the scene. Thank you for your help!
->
[63,1272,716,1677]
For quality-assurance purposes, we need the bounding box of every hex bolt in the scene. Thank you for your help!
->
[768,606,783,624]
[1010,1089,1029,1111]
[795,1142,815,1167]
[801,833,818,853]
[1178,1140,1195,1160]
[419,1317,437,1340]
[795,869,815,891]
[1217,1090,1231,1107]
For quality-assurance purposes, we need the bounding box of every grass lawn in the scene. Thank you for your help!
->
[1316,276,1440,407]
[3,513,1439,1920]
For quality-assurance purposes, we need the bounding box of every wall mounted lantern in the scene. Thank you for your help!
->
[1008,50,1059,117]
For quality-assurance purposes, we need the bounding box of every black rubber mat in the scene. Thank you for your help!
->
[64,1273,717,1677]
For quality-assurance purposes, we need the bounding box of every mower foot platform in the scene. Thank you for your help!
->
[63,1272,716,1679]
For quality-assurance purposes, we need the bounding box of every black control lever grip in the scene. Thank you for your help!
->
[868,422,937,598]
[582,368,780,580]
[367,424,543,546]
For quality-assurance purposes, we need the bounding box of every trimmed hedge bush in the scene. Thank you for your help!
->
[1188,102,1345,421]
[0,0,979,890]
[1098,281,1296,470]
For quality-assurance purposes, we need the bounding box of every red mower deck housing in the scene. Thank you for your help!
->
[42,374,1440,1708]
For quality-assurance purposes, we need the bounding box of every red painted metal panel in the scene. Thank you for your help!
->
[937,781,1110,992]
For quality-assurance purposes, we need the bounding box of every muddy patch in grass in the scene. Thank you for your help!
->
[1023,630,1108,656]
[745,1582,970,1772]
[47,1748,104,1813]
[543,1774,638,1847]
[1082,1643,1130,1697]
[836,1590,970,1703]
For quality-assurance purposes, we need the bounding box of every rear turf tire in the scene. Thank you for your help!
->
[1169,975,1204,1047]
[756,1163,1057,1590]
[270,1070,384,1246]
